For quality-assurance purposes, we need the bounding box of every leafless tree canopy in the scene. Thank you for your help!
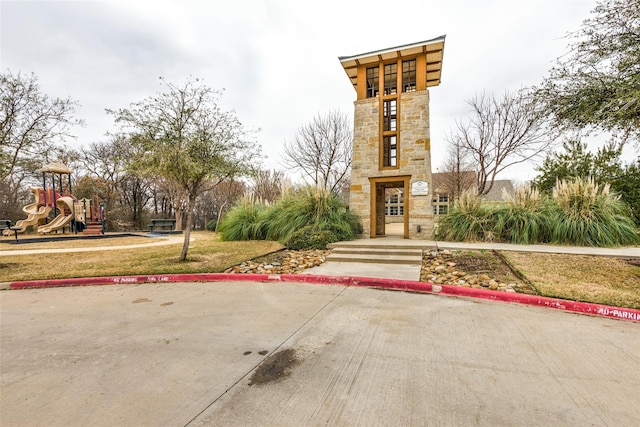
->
[282,111,352,194]
[448,90,555,195]
[1,70,81,182]
[195,178,245,231]
[438,136,476,201]
[250,168,284,203]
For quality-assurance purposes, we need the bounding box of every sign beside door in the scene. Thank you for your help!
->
[411,181,429,196]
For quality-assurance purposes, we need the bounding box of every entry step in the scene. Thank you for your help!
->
[330,247,422,257]
[326,252,423,265]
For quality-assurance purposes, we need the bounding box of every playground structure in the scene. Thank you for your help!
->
[4,187,53,235]
[2,162,105,237]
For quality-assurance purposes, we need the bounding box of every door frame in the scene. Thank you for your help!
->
[368,175,410,239]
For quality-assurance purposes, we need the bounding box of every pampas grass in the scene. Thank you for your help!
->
[439,179,638,246]
[549,177,638,246]
[491,186,551,244]
[219,186,361,247]
[438,191,493,241]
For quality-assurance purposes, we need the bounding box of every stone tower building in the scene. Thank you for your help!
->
[339,36,446,239]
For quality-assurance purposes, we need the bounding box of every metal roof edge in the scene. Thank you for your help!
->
[338,35,446,62]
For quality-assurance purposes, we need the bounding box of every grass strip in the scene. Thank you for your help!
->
[0,231,283,282]
[503,252,640,309]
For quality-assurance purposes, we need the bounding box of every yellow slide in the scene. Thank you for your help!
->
[38,197,80,234]
[2,202,52,236]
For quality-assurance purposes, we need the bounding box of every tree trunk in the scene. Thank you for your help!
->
[180,193,197,261]
[215,201,227,232]
[175,207,183,231]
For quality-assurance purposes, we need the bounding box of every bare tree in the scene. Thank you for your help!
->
[439,136,477,202]
[1,70,81,182]
[75,136,154,230]
[449,90,555,196]
[193,178,245,230]
[282,110,352,194]
[250,168,285,203]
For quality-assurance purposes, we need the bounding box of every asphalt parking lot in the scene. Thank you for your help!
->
[1,281,639,426]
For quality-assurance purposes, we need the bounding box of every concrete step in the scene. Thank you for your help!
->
[326,240,425,265]
[330,247,422,257]
[327,241,428,251]
[326,252,423,265]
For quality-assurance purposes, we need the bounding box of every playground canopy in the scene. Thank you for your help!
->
[39,162,73,174]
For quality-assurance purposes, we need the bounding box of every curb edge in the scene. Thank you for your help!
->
[7,273,640,323]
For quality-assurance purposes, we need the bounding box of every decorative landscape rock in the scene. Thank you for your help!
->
[420,250,532,294]
[224,249,330,275]
[226,247,533,295]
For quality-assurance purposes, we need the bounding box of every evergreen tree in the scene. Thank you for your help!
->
[538,0,640,145]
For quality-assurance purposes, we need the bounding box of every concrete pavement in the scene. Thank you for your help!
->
[304,260,421,281]
[2,281,639,426]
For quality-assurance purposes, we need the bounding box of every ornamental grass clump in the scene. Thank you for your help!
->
[219,186,362,249]
[549,177,638,246]
[437,191,493,242]
[491,186,551,244]
[218,195,268,241]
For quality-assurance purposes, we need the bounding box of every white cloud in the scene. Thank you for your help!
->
[1,0,604,182]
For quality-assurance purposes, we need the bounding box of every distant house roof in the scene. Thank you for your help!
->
[485,180,515,201]
[432,172,514,201]
[432,171,476,194]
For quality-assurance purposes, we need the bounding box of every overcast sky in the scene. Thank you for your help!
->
[2,0,601,183]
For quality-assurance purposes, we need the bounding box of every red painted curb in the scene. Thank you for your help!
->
[8,273,640,323]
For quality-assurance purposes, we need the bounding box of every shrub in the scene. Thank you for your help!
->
[491,186,551,244]
[438,180,638,247]
[438,191,493,241]
[205,219,217,231]
[218,196,267,241]
[219,186,362,247]
[286,226,338,250]
[548,177,639,246]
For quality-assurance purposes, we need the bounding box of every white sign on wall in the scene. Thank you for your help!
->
[411,181,429,196]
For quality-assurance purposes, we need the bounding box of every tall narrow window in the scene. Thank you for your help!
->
[366,67,379,98]
[402,59,416,92]
[383,99,397,131]
[383,63,397,95]
[383,136,397,167]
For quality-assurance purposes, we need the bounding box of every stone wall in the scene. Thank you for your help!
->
[349,90,435,239]
[349,97,378,237]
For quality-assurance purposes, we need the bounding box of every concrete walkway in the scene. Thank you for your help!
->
[2,281,639,426]
[2,234,637,258]
[334,237,640,257]
[304,261,422,281]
